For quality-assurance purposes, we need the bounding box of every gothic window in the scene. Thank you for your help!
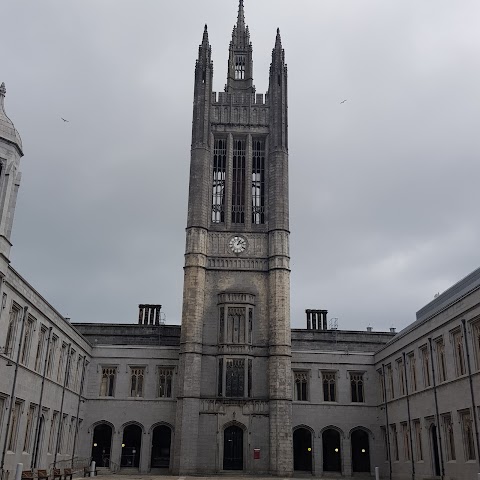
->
[23,403,36,453]
[212,139,226,223]
[460,410,476,460]
[378,369,385,402]
[46,335,58,378]
[294,371,308,401]
[219,306,253,345]
[218,358,223,397]
[380,426,389,461]
[397,358,406,396]
[252,139,265,225]
[452,329,466,377]
[350,372,364,402]
[48,412,58,454]
[407,353,417,392]
[247,359,252,397]
[34,325,48,373]
[130,367,145,397]
[234,55,246,80]
[435,337,447,382]
[390,424,399,461]
[4,303,21,358]
[65,348,75,388]
[420,346,431,388]
[401,422,411,461]
[158,367,173,398]
[442,413,456,461]
[73,355,83,391]
[99,367,116,397]
[413,419,423,461]
[232,139,246,223]
[322,371,336,402]
[58,414,68,453]
[226,359,245,397]
[57,342,68,383]
[386,364,394,400]
[7,400,22,452]
[20,316,35,366]
[472,321,480,371]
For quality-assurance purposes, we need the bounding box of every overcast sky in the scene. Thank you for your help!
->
[2,0,480,331]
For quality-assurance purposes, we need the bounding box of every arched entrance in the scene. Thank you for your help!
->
[351,429,370,473]
[121,424,142,468]
[91,423,113,468]
[293,428,313,472]
[223,425,243,470]
[151,425,171,468]
[430,425,441,477]
[322,429,341,473]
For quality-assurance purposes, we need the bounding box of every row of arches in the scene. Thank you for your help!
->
[293,427,371,474]
[91,423,171,469]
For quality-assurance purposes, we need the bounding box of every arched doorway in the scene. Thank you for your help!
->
[121,424,142,468]
[91,423,113,468]
[351,429,370,473]
[430,425,441,476]
[223,425,243,470]
[293,428,313,472]
[322,429,341,473]
[151,425,171,468]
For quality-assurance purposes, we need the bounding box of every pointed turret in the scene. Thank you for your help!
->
[0,82,23,156]
[226,0,255,93]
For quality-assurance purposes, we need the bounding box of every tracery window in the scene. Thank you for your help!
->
[401,422,411,461]
[23,403,36,453]
[48,412,58,454]
[322,371,336,402]
[397,359,406,396]
[234,55,246,80]
[158,367,173,398]
[4,303,21,358]
[294,371,308,401]
[57,342,68,383]
[420,346,431,388]
[99,367,116,397]
[413,419,423,461]
[20,316,35,366]
[252,139,265,224]
[390,424,399,461]
[34,324,48,373]
[130,367,145,397]
[350,372,364,402]
[380,426,389,461]
[386,364,394,399]
[460,410,476,460]
[218,304,253,345]
[7,400,22,451]
[452,329,466,377]
[407,353,417,392]
[442,413,456,461]
[212,139,227,223]
[46,335,58,378]
[231,139,246,223]
[472,321,480,370]
[226,359,245,397]
[435,337,447,382]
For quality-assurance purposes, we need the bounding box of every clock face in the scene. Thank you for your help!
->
[229,236,247,254]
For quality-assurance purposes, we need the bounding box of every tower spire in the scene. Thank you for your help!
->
[237,0,245,31]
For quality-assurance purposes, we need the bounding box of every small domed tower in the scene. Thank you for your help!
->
[0,82,24,275]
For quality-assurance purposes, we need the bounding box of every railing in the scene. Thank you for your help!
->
[49,457,91,472]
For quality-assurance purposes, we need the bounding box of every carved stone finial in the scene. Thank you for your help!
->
[0,82,6,97]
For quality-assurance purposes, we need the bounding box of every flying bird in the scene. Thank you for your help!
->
[340,99,347,104]
[61,117,69,122]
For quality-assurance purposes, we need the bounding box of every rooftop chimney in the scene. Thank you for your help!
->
[390,327,396,333]
[138,304,162,326]
[306,309,328,330]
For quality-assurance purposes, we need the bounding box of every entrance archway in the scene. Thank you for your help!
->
[151,425,171,468]
[351,429,370,473]
[430,425,441,477]
[293,428,312,472]
[121,424,142,468]
[322,429,341,472]
[223,425,243,470]
[91,423,113,468]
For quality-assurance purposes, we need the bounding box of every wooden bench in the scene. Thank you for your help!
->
[21,472,34,480]
[63,469,72,480]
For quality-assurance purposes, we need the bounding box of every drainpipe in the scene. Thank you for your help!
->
[381,364,393,480]
[0,306,28,474]
[428,338,445,479]
[31,327,53,469]
[71,357,87,467]
[54,344,72,468]
[402,353,415,480]
[461,319,480,467]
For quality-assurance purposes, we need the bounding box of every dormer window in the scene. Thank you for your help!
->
[235,55,246,80]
